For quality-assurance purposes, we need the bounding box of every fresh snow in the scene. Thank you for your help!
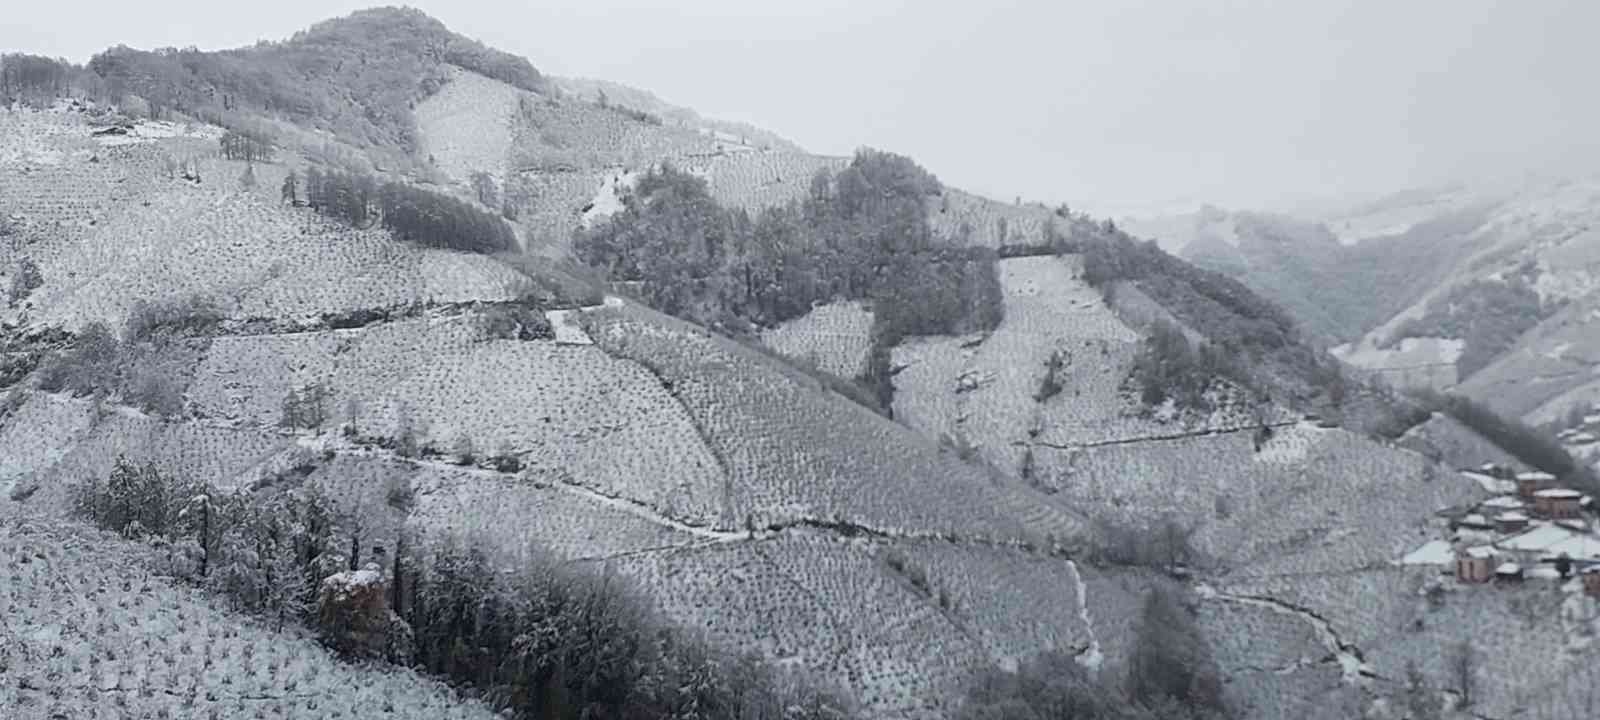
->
[1065,560,1103,672]
[1400,540,1454,566]
[545,309,595,345]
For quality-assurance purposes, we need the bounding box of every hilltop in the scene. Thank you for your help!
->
[5,8,1600,719]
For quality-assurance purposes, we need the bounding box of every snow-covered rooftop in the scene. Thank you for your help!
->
[1482,496,1524,509]
[1466,546,1498,559]
[1544,534,1600,561]
[1496,562,1521,574]
[1518,471,1557,482]
[1497,512,1529,522]
[1534,488,1582,499]
[1401,540,1454,566]
[1497,523,1600,559]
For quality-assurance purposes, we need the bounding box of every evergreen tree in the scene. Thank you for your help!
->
[281,169,299,205]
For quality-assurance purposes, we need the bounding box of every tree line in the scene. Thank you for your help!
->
[291,167,516,254]
[84,7,544,152]
[574,149,1003,412]
[69,458,857,720]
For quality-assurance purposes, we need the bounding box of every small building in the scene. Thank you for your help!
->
[1533,488,1584,519]
[1482,495,1525,511]
[1495,511,1530,534]
[1518,471,1558,499]
[1495,561,1524,587]
[1585,567,1600,599]
[1456,513,1494,531]
[1456,545,1497,584]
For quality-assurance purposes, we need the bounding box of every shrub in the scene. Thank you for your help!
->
[124,294,223,342]
[36,322,120,396]
[959,651,1146,720]
[1127,320,1246,412]
[1035,350,1066,403]
[126,365,184,418]
[280,383,331,430]
[451,434,476,466]
[6,257,42,306]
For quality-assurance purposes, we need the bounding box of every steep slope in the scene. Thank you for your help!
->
[0,101,1105,719]
[8,10,1598,718]
[0,514,498,720]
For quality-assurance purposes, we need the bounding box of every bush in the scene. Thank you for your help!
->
[36,322,120,396]
[123,294,223,341]
[280,382,331,430]
[1035,350,1066,403]
[6,257,43,306]
[1127,320,1246,412]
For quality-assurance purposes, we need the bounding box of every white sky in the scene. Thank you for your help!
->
[5,0,1599,218]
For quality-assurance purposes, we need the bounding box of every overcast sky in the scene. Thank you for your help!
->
[6,0,1599,218]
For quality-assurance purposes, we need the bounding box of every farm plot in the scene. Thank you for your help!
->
[357,340,728,527]
[584,303,1089,543]
[507,167,613,255]
[759,300,873,379]
[405,462,703,562]
[928,189,1073,248]
[0,393,99,490]
[416,66,522,184]
[1226,568,1582,720]
[1222,665,1355,720]
[188,314,484,427]
[34,405,294,497]
[604,533,988,720]
[888,539,1092,668]
[510,94,717,175]
[25,180,531,330]
[678,151,847,214]
[0,518,496,720]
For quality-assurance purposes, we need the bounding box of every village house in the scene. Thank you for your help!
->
[1495,511,1530,534]
[1517,471,1558,499]
[1495,561,1523,587]
[1586,567,1600,599]
[1533,488,1584,520]
[1455,545,1496,584]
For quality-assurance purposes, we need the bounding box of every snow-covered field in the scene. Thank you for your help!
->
[0,517,496,720]
[760,300,874,379]
[416,66,522,185]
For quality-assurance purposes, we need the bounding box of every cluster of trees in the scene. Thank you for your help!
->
[294,167,516,253]
[1392,267,1554,379]
[1128,320,1249,411]
[1072,227,1338,407]
[575,149,1002,411]
[0,53,93,106]
[70,457,339,630]
[34,295,222,417]
[71,458,857,720]
[6,257,43,307]
[959,586,1227,720]
[1409,388,1599,495]
[219,128,276,163]
[85,7,544,152]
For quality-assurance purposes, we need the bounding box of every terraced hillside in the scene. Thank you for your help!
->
[0,514,498,720]
[8,10,1598,717]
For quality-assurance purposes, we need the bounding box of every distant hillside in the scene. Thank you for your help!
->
[549,76,805,153]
